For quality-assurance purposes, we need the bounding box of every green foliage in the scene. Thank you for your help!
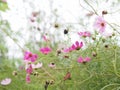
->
[0,1,8,11]
[1,43,120,90]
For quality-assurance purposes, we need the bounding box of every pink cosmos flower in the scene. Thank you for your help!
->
[48,62,56,68]
[0,78,11,85]
[24,51,38,62]
[63,41,83,53]
[77,56,91,63]
[63,47,73,53]
[78,31,91,37]
[40,47,52,54]
[31,62,43,69]
[26,74,31,83]
[94,16,106,33]
[26,64,33,74]
[71,41,83,50]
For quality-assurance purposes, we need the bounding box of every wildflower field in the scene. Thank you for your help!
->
[0,0,120,90]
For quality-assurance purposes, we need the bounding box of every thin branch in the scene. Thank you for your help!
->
[84,0,98,15]
[2,29,25,52]
[100,83,120,90]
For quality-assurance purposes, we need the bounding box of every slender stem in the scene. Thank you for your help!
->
[107,22,120,35]
[42,67,55,80]
[84,0,98,15]
[113,48,120,77]
[2,29,25,52]
[100,83,120,90]
[75,74,93,85]
[79,0,92,13]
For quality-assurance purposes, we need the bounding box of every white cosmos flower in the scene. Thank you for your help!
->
[0,78,12,85]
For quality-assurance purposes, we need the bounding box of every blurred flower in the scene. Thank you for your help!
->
[63,41,83,53]
[31,62,43,69]
[54,23,59,28]
[26,64,33,74]
[43,35,49,42]
[63,47,73,53]
[77,56,91,63]
[48,62,56,68]
[94,16,106,33]
[92,51,97,57]
[86,11,94,17]
[32,12,39,17]
[64,29,68,34]
[40,47,52,55]
[12,71,17,76]
[33,72,39,76]
[102,10,108,15]
[18,65,25,71]
[0,78,11,85]
[71,41,83,50]
[1,0,7,3]
[64,72,71,81]
[26,74,31,83]
[56,49,61,56]
[24,51,38,62]
[78,31,91,37]
[30,18,35,22]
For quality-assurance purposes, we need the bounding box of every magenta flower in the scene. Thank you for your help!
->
[78,31,91,37]
[63,41,83,53]
[31,62,43,69]
[40,47,52,54]
[26,74,31,83]
[24,51,38,62]
[71,41,83,50]
[26,64,33,74]
[77,56,91,64]
[0,78,11,85]
[63,47,73,53]
[94,16,106,33]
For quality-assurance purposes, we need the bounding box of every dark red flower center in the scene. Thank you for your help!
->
[101,23,105,27]
[51,63,55,65]
[29,53,33,57]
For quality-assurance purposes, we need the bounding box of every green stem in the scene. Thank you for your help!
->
[42,67,55,80]
[100,83,120,90]
[2,29,25,52]
[84,0,98,15]
[113,48,120,77]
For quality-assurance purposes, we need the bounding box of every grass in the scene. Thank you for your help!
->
[1,41,120,90]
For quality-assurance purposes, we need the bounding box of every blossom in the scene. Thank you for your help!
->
[40,47,52,54]
[71,41,83,50]
[94,16,106,33]
[78,31,91,37]
[63,47,73,53]
[31,62,43,69]
[43,35,49,42]
[63,41,83,53]
[26,74,31,83]
[64,72,71,81]
[77,56,91,63]
[0,78,11,85]
[48,62,56,68]
[26,64,33,74]
[24,51,38,62]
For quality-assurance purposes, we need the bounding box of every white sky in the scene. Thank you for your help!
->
[1,0,120,58]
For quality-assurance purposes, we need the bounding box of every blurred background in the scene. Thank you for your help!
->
[0,0,120,59]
